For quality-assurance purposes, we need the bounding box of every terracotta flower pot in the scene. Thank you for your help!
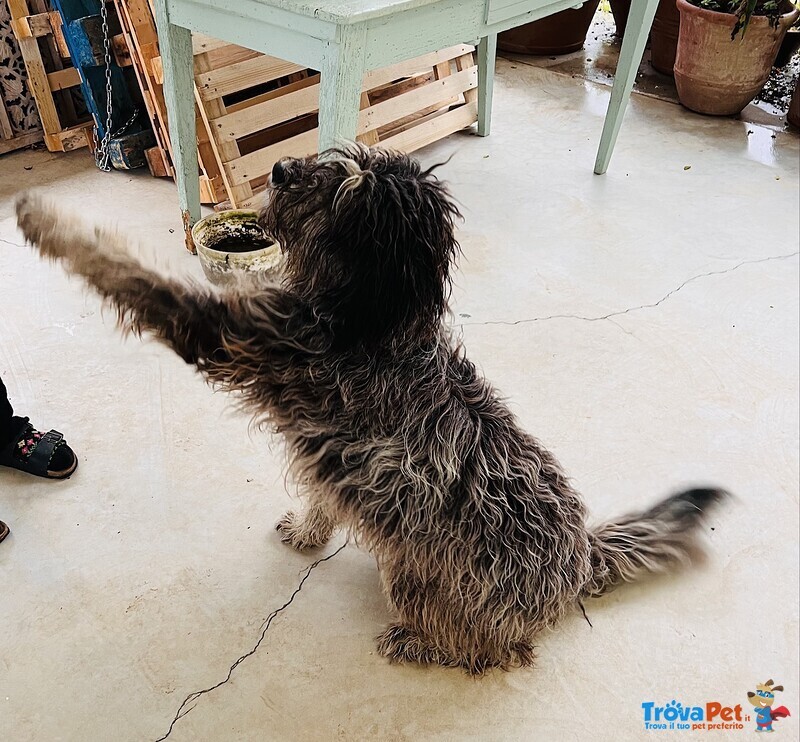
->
[609,0,632,37]
[498,0,601,55]
[650,0,681,75]
[674,0,800,116]
[789,78,800,127]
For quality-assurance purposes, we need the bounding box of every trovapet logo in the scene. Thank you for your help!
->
[642,700,747,732]
[641,680,792,733]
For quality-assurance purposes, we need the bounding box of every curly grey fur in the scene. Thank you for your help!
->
[16,145,727,674]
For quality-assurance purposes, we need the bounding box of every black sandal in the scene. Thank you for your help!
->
[0,416,78,479]
[0,520,8,543]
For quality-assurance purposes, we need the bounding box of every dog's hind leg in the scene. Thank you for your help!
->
[276,500,336,550]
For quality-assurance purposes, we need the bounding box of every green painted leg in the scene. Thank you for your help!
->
[594,0,660,174]
[318,26,367,153]
[152,6,200,250]
[477,34,497,137]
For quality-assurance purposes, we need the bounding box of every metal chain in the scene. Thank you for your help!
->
[92,1,141,171]
[94,0,115,172]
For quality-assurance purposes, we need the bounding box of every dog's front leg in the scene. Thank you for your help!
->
[16,193,232,370]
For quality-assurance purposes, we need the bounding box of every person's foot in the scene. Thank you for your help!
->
[0,416,77,479]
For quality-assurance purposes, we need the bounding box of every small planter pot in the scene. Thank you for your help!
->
[192,210,283,287]
[788,78,800,127]
[650,0,681,75]
[674,0,800,116]
[498,0,601,55]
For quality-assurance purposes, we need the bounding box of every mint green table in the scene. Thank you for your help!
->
[153,0,659,244]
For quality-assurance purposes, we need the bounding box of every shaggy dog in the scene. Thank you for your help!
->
[16,146,725,674]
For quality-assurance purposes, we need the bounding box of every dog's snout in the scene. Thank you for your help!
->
[271,158,294,186]
[271,160,286,185]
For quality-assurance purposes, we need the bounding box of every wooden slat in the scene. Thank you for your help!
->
[191,33,230,55]
[11,11,52,38]
[434,60,451,80]
[226,128,318,186]
[204,45,261,70]
[213,76,321,141]
[225,73,318,115]
[225,74,476,188]
[200,174,225,203]
[152,46,262,81]
[14,35,61,134]
[194,50,254,207]
[112,33,133,67]
[363,45,472,90]
[0,128,44,154]
[144,145,169,176]
[48,11,70,57]
[149,54,164,84]
[125,0,158,45]
[380,101,477,152]
[0,99,15,140]
[213,50,474,144]
[456,53,478,105]
[47,67,81,91]
[43,122,91,152]
[360,67,476,136]
[195,55,306,100]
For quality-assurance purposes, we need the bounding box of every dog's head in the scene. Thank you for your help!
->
[259,145,461,349]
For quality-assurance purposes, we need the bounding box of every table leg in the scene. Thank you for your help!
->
[477,34,497,137]
[318,26,367,152]
[594,0,660,174]
[152,6,201,251]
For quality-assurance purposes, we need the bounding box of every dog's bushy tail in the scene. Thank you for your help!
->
[583,488,728,598]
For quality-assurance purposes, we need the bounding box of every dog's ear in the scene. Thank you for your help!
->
[324,154,461,347]
[771,685,783,692]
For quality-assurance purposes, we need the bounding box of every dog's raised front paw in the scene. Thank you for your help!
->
[16,192,49,243]
[15,192,70,261]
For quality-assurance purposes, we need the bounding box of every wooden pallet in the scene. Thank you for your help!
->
[113,0,477,208]
[112,0,226,202]
[6,0,93,152]
[1,0,44,154]
[195,43,478,210]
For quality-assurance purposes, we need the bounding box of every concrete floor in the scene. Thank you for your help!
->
[1,60,798,741]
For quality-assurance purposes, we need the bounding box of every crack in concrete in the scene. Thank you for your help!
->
[0,237,26,248]
[460,252,799,329]
[154,543,347,742]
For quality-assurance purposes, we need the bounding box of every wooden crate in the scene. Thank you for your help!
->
[193,43,479,210]
[112,0,233,202]
[113,0,477,208]
[6,0,94,152]
[1,0,43,154]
